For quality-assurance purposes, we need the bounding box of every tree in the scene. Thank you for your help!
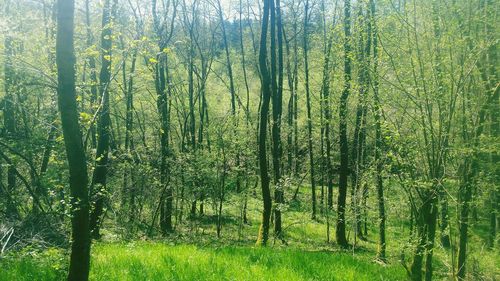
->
[303,0,317,220]
[84,0,98,149]
[269,0,285,240]
[2,1,499,279]
[119,1,142,226]
[152,0,177,234]
[89,0,117,239]
[319,0,335,241]
[56,0,91,279]
[336,0,352,248]
[456,0,498,278]
[370,0,386,262]
[3,0,18,219]
[351,1,371,243]
[256,0,273,246]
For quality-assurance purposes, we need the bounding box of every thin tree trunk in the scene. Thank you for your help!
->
[152,0,177,234]
[124,48,137,226]
[89,0,116,239]
[256,0,272,246]
[319,0,334,211]
[370,0,386,262]
[40,2,57,178]
[485,0,499,250]
[351,4,371,242]
[303,0,316,220]
[336,0,352,248]
[85,0,98,149]
[3,28,17,219]
[272,0,284,240]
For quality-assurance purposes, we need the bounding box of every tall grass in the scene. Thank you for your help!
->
[0,242,407,281]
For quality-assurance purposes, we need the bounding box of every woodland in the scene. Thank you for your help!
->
[0,0,498,280]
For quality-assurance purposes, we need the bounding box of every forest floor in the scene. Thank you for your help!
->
[0,242,406,281]
[0,185,498,280]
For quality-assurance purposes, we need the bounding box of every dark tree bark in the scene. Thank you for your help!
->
[424,195,438,281]
[351,3,371,243]
[152,0,177,234]
[256,0,272,246]
[284,5,300,181]
[183,0,198,216]
[272,0,284,240]
[89,0,116,239]
[336,0,352,248]
[284,31,294,177]
[56,0,91,279]
[239,0,251,226]
[157,54,173,232]
[370,0,386,262]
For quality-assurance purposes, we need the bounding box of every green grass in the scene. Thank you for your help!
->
[0,247,67,281]
[1,183,498,280]
[0,242,407,281]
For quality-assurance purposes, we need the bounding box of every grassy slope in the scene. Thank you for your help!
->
[1,183,498,280]
[0,242,406,281]
[93,242,406,281]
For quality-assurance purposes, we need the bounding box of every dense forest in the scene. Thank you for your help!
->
[0,0,498,280]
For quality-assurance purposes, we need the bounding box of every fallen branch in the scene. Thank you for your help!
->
[0,227,14,255]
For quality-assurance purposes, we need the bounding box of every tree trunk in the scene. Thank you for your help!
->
[256,0,272,247]
[370,0,386,262]
[351,3,371,242]
[89,0,116,239]
[270,0,284,240]
[123,48,137,226]
[303,0,316,220]
[56,0,91,279]
[457,0,498,276]
[85,0,98,149]
[336,0,352,248]
[319,0,334,212]
[424,193,438,281]
[152,0,177,234]
[485,0,499,250]
[3,35,17,218]
[457,161,472,280]
[158,56,173,234]
[411,198,429,281]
